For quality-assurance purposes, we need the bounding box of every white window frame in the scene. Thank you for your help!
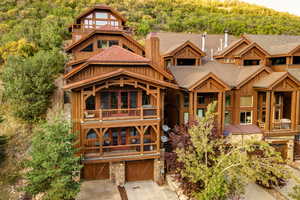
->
[240,111,252,125]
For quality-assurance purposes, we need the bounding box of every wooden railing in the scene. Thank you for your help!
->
[70,24,132,33]
[272,120,292,130]
[83,139,158,157]
[83,107,159,121]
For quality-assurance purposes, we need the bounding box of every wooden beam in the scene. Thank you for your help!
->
[296,91,300,128]
[189,92,194,121]
[265,91,271,131]
[291,91,297,130]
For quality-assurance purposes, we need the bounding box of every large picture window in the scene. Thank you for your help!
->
[101,90,138,109]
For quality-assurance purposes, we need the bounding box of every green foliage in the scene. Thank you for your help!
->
[1,0,300,122]
[290,185,300,200]
[0,115,7,166]
[1,50,65,122]
[25,114,82,200]
[176,102,290,200]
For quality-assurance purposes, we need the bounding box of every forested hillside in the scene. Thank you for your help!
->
[1,0,300,199]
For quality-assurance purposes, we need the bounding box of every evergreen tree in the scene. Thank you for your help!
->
[25,114,82,200]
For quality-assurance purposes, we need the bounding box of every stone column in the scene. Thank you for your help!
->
[287,138,295,163]
[154,158,165,185]
[110,162,125,186]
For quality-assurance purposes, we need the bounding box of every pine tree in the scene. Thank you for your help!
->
[25,114,82,200]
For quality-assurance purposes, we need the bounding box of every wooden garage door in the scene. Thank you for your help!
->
[126,159,154,182]
[83,163,109,180]
[271,143,287,160]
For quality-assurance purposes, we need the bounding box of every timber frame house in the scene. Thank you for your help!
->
[64,4,300,183]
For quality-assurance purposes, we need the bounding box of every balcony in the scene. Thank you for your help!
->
[70,24,132,34]
[272,119,292,130]
[83,106,159,122]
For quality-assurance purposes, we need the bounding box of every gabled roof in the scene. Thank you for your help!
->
[234,42,270,58]
[163,40,206,57]
[88,45,150,63]
[64,46,173,80]
[168,61,267,90]
[65,30,144,52]
[188,72,230,91]
[235,67,272,89]
[253,72,300,89]
[74,4,126,23]
[155,32,238,59]
[243,34,300,56]
[214,38,251,58]
[64,68,178,90]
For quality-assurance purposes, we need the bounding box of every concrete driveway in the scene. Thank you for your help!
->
[243,183,276,200]
[125,180,178,200]
[76,180,121,200]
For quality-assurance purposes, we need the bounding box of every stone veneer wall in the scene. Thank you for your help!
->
[265,136,295,163]
[110,161,125,186]
[154,158,165,184]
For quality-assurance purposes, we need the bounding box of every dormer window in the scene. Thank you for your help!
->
[95,12,108,18]
[177,58,196,66]
[244,59,260,66]
[81,44,93,52]
[271,57,286,65]
[98,40,119,48]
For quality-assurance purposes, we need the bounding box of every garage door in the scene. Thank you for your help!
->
[271,143,287,160]
[83,163,109,180]
[126,159,154,182]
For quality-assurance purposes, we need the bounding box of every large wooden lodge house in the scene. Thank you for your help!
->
[64,4,300,184]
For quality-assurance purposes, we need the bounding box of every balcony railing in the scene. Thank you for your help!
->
[70,24,132,34]
[83,106,159,121]
[272,119,292,130]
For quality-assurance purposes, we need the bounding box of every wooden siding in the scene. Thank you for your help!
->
[67,65,163,84]
[72,34,144,60]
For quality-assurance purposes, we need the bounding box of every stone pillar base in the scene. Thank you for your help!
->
[110,161,125,186]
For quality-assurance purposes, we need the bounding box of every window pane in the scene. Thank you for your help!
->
[198,95,205,104]
[121,92,128,109]
[86,96,95,110]
[81,44,93,52]
[98,40,108,48]
[184,112,189,124]
[95,12,108,18]
[240,112,246,124]
[130,92,137,108]
[183,93,189,107]
[101,92,109,109]
[246,112,252,124]
[86,129,97,139]
[111,92,118,109]
[120,128,126,145]
[225,111,232,125]
[240,96,252,107]
[240,111,252,124]
[197,108,205,118]
[95,20,108,26]
[112,129,118,145]
[225,94,231,106]
[142,91,150,105]
[109,40,119,46]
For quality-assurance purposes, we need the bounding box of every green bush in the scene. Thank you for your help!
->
[1,50,65,122]
[25,114,82,200]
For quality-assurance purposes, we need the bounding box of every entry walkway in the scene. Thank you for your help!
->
[243,183,276,200]
[76,180,121,200]
[124,181,179,200]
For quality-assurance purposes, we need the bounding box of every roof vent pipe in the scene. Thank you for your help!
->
[220,39,223,51]
[210,49,214,61]
[224,30,229,48]
[201,32,206,52]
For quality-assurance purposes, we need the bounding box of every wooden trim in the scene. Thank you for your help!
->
[188,72,231,91]
[64,69,178,90]
[162,40,206,57]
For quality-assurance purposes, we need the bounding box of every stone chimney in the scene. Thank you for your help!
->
[145,32,161,68]
[224,30,229,48]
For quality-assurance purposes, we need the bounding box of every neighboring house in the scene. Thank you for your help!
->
[64,4,300,184]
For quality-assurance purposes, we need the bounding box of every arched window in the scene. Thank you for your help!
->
[86,129,98,139]
[85,96,95,110]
